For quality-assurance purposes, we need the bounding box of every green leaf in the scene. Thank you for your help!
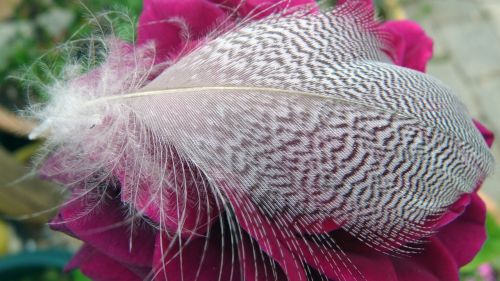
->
[72,270,91,281]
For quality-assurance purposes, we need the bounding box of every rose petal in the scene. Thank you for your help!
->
[437,193,487,267]
[225,192,308,281]
[392,237,459,281]
[138,0,229,61]
[68,244,149,281]
[238,234,287,281]
[39,149,87,184]
[473,120,495,148]
[294,229,397,281]
[381,20,434,72]
[340,1,434,72]
[117,147,220,237]
[152,225,240,281]
[433,193,472,229]
[336,0,373,8]
[210,0,316,19]
[50,188,156,266]
[293,216,343,234]
[341,250,398,281]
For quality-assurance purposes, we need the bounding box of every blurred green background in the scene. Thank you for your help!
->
[0,0,498,280]
[0,1,142,280]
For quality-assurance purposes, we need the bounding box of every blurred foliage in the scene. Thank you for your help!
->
[0,250,90,281]
[0,0,142,108]
[4,268,90,281]
[0,0,142,150]
[0,1,140,279]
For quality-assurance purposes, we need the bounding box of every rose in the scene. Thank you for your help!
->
[43,0,494,280]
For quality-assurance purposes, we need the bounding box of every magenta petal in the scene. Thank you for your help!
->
[118,172,219,237]
[437,194,487,267]
[49,211,75,237]
[393,237,459,281]
[473,120,495,148]
[341,250,398,281]
[65,244,94,272]
[226,193,308,281]
[152,228,240,281]
[210,0,316,19]
[294,216,342,234]
[138,0,228,61]
[432,194,472,229]
[381,20,434,72]
[227,189,393,281]
[53,190,156,267]
[336,0,373,8]
[68,244,149,281]
[117,149,220,237]
[238,234,287,281]
[39,149,87,184]
[302,242,396,281]
[288,229,397,281]
[235,204,394,281]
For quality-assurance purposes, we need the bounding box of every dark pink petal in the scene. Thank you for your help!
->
[50,189,156,267]
[117,148,220,237]
[118,174,220,237]
[336,0,373,7]
[427,122,491,266]
[210,0,317,19]
[67,244,149,281]
[290,229,397,281]
[233,198,395,281]
[437,193,487,267]
[473,120,495,148]
[227,187,484,281]
[301,242,397,281]
[138,0,228,61]
[337,0,373,9]
[65,243,94,272]
[291,216,342,234]
[392,237,459,281]
[238,234,287,281]
[433,193,472,229]
[381,20,434,72]
[227,186,396,280]
[152,227,240,281]
[39,149,87,184]
[341,250,398,281]
[226,192,308,281]
[49,211,75,237]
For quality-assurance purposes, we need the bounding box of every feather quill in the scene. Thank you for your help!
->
[29,2,495,280]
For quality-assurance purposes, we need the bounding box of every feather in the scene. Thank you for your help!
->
[30,1,495,280]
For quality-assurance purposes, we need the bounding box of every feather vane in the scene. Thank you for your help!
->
[30,2,495,279]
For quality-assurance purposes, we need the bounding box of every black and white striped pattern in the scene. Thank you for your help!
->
[130,3,494,251]
[36,2,496,280]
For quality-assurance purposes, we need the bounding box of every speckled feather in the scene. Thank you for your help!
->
[31,2,495,280]
[128,3,494,248]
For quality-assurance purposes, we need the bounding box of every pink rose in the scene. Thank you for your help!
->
[43,1,493,280]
